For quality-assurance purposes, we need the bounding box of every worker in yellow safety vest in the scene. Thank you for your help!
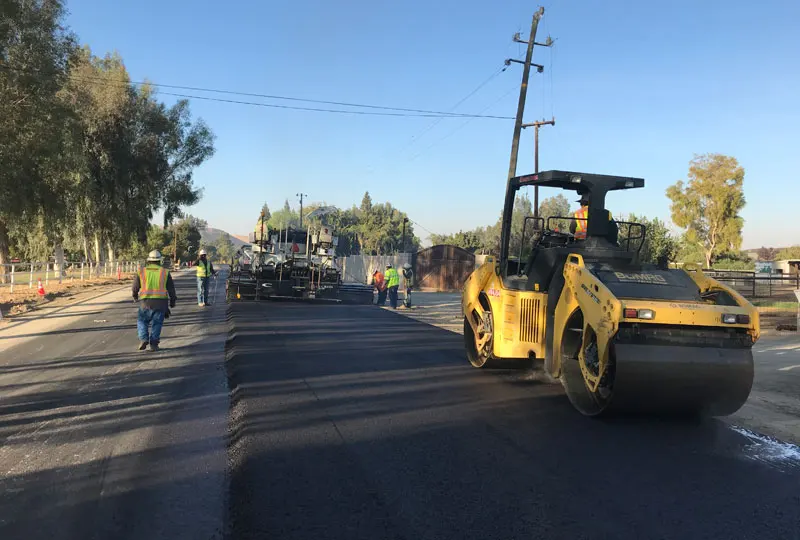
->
[196,249,217,307]
[570,193,617,243]
[384,264,400,309]
[132,250,177,351]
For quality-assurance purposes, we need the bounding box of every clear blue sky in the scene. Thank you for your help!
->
[67,0,799,248]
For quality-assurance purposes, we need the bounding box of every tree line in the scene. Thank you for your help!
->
[0,0,214,269]
[254,193,421,256]
[432,153,793,270]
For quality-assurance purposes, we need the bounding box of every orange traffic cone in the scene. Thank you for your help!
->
[37,279,45,296]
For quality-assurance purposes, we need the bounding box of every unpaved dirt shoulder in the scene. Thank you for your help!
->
[0,277,134,318]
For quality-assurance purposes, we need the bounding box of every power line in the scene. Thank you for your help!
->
[406,217,436,238]
[404,83,520,163]
[358,64,511,177]
[397,65,509,150]
[156,91,511,118]
[0,62,514,120]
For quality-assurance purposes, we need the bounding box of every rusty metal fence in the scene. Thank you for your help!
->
[0,261,142,293]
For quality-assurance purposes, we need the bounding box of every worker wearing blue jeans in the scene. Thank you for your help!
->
[385,264,400,309]
[132,250,177,351]
[138,308,165,347]
[196,249,216,306]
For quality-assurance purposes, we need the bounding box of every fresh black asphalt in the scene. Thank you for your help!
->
[2,276,799,540]
[0,271,228,540]
[226,301,800,540]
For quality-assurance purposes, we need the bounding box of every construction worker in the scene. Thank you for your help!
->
[132,250,176,352]
[402,263,414,308]
[385,263,400,309]
[570,193,618,244]
[196,249,217,306]
[372,269,387,306]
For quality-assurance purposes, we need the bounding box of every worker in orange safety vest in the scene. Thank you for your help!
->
[372,269,387,306]
[570,193,617,243]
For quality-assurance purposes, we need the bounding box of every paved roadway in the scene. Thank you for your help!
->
[0,270,228,540]
[228,301,800,540]
[400,292,800,445]
[736,334,800,444]
[2,278,800,539]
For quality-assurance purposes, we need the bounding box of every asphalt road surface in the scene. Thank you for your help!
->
[3,278,800,540]
[0,270,229,540]
[228,302,800,540]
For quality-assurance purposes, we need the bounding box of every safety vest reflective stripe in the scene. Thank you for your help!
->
[196,260,211,278]
[139,266,169,299]
[385,269,400,288]
[574,207,588,238]
[574,207,611,239]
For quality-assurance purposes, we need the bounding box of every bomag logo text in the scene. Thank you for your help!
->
[613,272,668,285]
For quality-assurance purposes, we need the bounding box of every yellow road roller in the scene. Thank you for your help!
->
[462,170,759,416]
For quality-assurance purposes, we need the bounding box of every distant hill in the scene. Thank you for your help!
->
[200,227,248,248]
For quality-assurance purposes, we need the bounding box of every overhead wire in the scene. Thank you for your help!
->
[155,91,511,118]
[396,65,508,152]
[356,63,512,179]
[404,83,520,164]
[0,62,513,119]
[405,217,436,238]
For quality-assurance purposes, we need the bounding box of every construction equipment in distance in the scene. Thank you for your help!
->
[462,170,759,417]
[226,206,373,304]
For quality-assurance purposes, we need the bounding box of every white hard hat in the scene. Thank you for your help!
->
[199,249,207,256]
[403,263,412,270]
[147,250,162,261]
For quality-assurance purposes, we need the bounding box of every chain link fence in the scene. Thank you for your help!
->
[0,261,143,293]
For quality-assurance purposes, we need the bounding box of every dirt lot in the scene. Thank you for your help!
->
[0,276,134,318]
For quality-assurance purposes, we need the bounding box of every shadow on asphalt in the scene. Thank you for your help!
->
[0,275,227,539]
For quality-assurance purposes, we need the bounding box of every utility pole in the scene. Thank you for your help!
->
[522,117,555,217]
[297,193,308,228]
[505,7,550,182]
[498,7,552,264]
[402,217,409,253]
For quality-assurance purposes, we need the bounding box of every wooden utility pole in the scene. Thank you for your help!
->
[522,117,555,217]
[498,7,552,264]
[402,217,408,253]
[297,193,308,228]
[505,7,548,182]
[173,228,178,267]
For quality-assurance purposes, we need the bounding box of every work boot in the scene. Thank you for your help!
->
[150,340,160,352]
[138,341,148,351]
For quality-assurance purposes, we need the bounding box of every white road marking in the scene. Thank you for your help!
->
[778,365,800,372]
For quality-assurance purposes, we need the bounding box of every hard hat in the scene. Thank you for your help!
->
[199,249,207,256]
[386,263,393,269]
[577,193,590,204]
[147,250,162,261]
[403,263,412,270]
